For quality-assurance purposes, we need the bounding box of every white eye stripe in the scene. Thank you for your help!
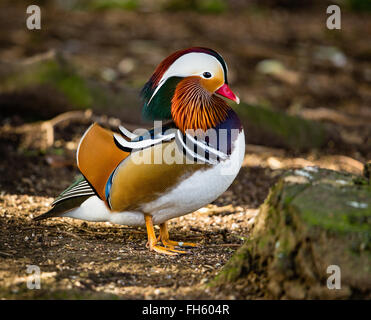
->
[161,52,223,82]
[148,52,225,104]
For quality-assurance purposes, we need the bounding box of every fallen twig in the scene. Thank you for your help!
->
[0,250,13,257]
[42,109,93,147]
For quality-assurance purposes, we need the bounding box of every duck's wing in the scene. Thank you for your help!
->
[51,175,95,206]
[106,124,233,212]
[76,123,131,202]
[74,123,228,213]
[35,122,225,220]
[34,123,132,220]
[106,138,206,212]
[33,175,95,221]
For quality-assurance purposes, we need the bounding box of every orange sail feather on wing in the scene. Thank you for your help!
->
[76,123,130,203]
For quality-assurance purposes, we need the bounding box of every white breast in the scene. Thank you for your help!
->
[147,130,245,225]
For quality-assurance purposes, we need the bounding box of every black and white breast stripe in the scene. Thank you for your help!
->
[175,130,228,165]
[114,124,228,165]
[52,179,95,206]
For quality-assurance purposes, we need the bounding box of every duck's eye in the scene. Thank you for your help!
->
[203,72,212,79]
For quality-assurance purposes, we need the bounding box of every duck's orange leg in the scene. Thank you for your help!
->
[159,222,199,249]
[144,215,186,255]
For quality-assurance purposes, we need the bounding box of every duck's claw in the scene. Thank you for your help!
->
[159,222,200,249]
[162,238,199,249]
[145,215,189,255]
[151,244,185,255]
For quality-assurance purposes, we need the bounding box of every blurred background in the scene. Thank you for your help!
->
[0,0,370,299]
[1,0,371,163]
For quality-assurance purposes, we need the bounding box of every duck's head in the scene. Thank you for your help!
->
[141,47,239,132]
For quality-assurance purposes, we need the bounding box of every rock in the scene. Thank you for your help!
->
[256,59,299,85]
[118,58,136,75]
[214,167,371,299]
[314,46,347,68]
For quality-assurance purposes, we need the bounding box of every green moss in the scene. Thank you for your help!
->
[164,0,227,13]
[88,0,139,11]
[292,184,371,234]
[257,236,269,250]
[35,61,92,108]
[197,0,227,13]
[212,246,250,284]
[51,148,65,156]
[345,0,371,12]
[216,168,371,293]
[235,103,327,150]
[281,184,310,206]
[2,60,93,109]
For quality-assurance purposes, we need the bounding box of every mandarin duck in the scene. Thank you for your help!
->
[35,47,245,255]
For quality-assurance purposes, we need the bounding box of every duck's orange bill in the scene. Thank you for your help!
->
[215,84,240,104]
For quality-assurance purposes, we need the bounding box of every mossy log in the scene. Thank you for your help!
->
[235,103,331,151]
[0,51,141,123]
[215,167,371,299]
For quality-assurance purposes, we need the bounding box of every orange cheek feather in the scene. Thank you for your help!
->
[200,68,224,93]
[171,77,230,133]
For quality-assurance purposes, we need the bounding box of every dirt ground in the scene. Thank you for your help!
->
[0,122,275,299]
[0,3,370,299]
[0,121,366,299]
